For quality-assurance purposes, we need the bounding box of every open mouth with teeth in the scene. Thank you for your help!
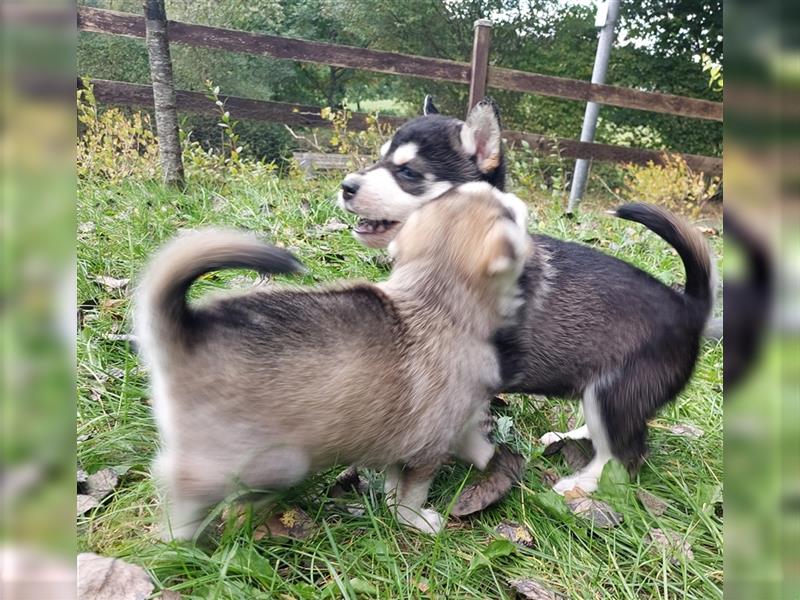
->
[354,218,400,235]
[352,218,402,248]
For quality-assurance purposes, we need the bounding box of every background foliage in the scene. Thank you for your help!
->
[78,0,722,164]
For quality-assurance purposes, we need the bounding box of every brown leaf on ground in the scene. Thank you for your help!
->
[490,395,509,407]
[77,494,100,516]
[451,446,526,517]
[104,333,139,344]
[644,528,694,564]
[495,521,535,548]
[668,423,704,439]
[541,439,565,457]
[86,468,119,502]
[254,507,317,540]
[541,438,594,470]
[94,275,130,291]
[77,552,154,600]
[637,489,670,517]
[562,487,587,501]
[159,591,182,600]
[508,578,565,599]
[566,492,623,528]
[560,439,594,471]
[328,466,369,498]
[539,469,559,488]
[100,298,126,312]
[323,218,349,232]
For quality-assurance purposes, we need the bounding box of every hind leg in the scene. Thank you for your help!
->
[552,383,614,495]
[158,446,310,541]
[551,372,656,495]
[155,452,226,541]
[384,462,444,534]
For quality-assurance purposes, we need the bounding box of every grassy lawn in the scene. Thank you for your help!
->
[77,172,723,599]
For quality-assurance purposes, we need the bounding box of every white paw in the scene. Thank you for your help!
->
[552,474,599,496]
[539,431,563,446]
[399,508,445,534]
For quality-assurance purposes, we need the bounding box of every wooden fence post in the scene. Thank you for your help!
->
[144,0,184,188]
[468,19,492,113]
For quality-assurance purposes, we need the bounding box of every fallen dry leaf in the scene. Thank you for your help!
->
[104,333,139,344]
[562,487,587,501]
[490,395,509,407]
[644,528,694,564]
[94,276,131,291]
[328,466,369,498]
[254,507,317,540]
[77,494,100,516]
[637,489,669,517]
[539,469,559,488]
[668,423,704,439]
[565,491,623,528]
[560,439,594,471]
[323,219,349,232]
[100,298,126,312]
[85,468,119,502]
[495,521,534,548]
[160,591,182,600]
[451,446,526,517]
[508,578,565,599]
[77,552,154,600]
[542,438,593,471]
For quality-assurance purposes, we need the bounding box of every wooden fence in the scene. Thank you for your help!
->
[78,6,722,175]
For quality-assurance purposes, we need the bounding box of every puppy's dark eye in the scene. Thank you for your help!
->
[397,165,420,181]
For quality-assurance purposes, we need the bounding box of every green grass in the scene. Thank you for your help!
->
[77,172,723,599]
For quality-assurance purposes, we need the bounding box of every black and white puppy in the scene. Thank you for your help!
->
[338,97,716,494]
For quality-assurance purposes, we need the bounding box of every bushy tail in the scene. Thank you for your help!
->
[613,203,716,319]
[136,228,304,347]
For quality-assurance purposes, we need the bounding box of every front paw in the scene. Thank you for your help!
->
[397,507,445,534]
[410,508,445,534]
[552,473,599,496]
[539,431,564,446]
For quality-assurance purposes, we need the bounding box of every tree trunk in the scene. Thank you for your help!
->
[144,0,185,188]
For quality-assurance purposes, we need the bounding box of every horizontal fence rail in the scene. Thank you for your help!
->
[87,79,722,175]
[78,6,722,122]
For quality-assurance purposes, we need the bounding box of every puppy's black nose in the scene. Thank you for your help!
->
[341,180,360,202]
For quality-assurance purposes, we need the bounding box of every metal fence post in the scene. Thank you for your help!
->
[567,0,621,213]
[468,19,492,113]
[144,0,185,188]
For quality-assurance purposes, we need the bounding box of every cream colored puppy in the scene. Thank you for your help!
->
[135,182,530,540]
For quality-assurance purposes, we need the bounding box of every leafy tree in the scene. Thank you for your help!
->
[77,0,722,160]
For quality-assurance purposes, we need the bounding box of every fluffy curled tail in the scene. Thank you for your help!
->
[613,203,716,320]
[135,228,304,348]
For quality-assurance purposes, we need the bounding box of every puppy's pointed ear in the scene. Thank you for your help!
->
[484,224,519,276]
[461,98,502,174]
[423,95,439,115]
[484,194,530,277]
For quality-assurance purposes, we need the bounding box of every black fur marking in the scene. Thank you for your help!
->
[377,114,505,191]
